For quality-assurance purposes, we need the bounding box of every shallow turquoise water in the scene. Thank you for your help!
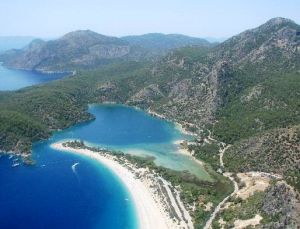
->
[0,104,208,229]
[57,104,210,178]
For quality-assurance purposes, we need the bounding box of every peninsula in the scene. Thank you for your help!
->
[0,16,299,228]
[51,141,194,229]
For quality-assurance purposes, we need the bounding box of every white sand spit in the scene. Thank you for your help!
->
[51,142,193,229]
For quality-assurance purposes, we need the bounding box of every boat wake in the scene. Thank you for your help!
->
[71,162,80,175]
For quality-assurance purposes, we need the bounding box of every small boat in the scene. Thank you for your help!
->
[8,155,13,159]
[12,163,20,167]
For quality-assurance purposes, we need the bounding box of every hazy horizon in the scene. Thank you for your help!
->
[1,0,299,39]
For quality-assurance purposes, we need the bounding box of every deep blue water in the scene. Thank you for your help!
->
[0,104,209,229]
[0,64,68,91]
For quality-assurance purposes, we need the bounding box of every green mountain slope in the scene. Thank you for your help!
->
[0,17,299,228]
[0,30,132,72]
[0,31,212,72]
[123,33,211,54]
[0,17,299,158]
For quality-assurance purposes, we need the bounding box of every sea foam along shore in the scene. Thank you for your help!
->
[51,142,194,229]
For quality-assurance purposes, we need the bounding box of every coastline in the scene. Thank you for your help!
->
[173,140,204,166]
[174,122,197,137]
[147,108,197,137]
[51,142,194,229]
[147,108,207,171]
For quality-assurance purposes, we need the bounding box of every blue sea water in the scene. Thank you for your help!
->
[0,104,209,229]
[0,64,68,91]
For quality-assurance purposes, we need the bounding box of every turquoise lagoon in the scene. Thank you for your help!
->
[0,104,209,229]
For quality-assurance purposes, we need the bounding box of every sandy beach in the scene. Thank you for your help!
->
[173,140,191,156]
[51,142,193,229]
[173,140,204,166]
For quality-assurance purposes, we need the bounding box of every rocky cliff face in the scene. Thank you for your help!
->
[126,53,231,130]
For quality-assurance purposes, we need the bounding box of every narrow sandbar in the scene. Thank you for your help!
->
[51,142,193,229]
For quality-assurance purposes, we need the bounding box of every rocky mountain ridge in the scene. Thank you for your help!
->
[126,18,299,131]
[0,31,211,72]
[122,33,211,54]
[0,17,299,228]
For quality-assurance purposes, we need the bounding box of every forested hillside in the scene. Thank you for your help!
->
[0,16,299,228]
